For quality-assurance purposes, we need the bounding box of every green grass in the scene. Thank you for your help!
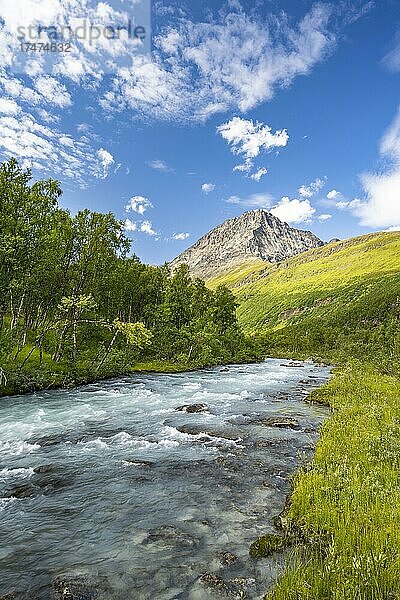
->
[267,365,400,599]
[209,231,400,598]
[209,231,400,335]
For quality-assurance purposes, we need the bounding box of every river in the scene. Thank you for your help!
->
[0,359,330,599]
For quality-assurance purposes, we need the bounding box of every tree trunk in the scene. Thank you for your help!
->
[96,330,119,373]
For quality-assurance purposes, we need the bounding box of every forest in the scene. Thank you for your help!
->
[0,159,257,397]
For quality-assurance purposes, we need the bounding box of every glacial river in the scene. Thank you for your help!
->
[0,359,330,599]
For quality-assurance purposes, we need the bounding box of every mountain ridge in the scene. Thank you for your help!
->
[170,209,324,279]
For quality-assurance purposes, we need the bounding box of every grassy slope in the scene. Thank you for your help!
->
[209,231,400,366]
[209,231,400,599]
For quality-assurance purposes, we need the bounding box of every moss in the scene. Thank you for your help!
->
[249,533,287,559]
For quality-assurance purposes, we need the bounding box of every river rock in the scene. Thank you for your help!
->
[34,473,76,494]
[175,403,209,413]
[259,416,300,430]
[53,574,108,600]
[4,484,36,499]
[146,525,198,548]
[30,433,67,447]
[199,573,233,597]
[33,465,55,474]
[219,551,237,566]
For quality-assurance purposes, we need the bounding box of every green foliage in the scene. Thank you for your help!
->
[249,534,286,559]
[113,320,153,348]
[267,366,400,599]
[0,159,258,395]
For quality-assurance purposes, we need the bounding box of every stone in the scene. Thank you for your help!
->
[146,526,198,548]
[175,403,209,413]
[4,484,35,499]
[219,551,237,566]
[33,465,54,474]
[199,573,232,596]
[259,416,300,430]
[53,574,108,600]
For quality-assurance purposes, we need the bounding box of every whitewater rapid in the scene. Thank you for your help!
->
[0,359,330,599]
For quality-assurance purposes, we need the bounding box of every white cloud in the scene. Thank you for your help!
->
[336,198,362,210]
[0,108,115,186]
[318,213,332,222]
[147,159,173,172]
[33,76,72,108]
[201,182,215,193]
[96,148,114,179]
[226,193,273,209]
[217,117,288,173]
[233,158,253,173]
[124,217,158,236]
[382,33,400,72]
[353,108,400,228]
[250,167,268,182]
[173,232,190,240]
[124,218,137,232]
[125,196,153,215]
[327,189,341,199]
[0,97,20,115]
[139,220,157,236]
[271,197,315,224]
[103,3,335,121]
[298,177,326,198]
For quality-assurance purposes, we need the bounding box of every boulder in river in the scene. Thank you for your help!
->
[4,484,36,499]
[259,416,300,430]
[33,465,55,474]
[199,573,233,596]
[146,525,198,548]
[219,551,237,566]
[53,574,109,600]
[175,403,209,413]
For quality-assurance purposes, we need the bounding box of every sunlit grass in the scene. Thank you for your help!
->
[267,365,400,599]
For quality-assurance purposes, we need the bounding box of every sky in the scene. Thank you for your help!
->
[0,0,400,264]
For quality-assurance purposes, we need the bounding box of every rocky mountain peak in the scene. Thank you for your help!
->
[170,209,324,280]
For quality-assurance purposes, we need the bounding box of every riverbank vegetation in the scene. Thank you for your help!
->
[0,159,257,397]
[210,235,400,598]
[268,364,400,599]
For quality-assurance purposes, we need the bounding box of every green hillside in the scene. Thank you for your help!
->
[210,231,400,371]
[211,231,400,599]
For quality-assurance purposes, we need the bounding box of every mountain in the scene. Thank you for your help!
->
[169,209,324,279]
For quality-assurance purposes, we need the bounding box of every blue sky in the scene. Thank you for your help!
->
[0,0,400,264]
